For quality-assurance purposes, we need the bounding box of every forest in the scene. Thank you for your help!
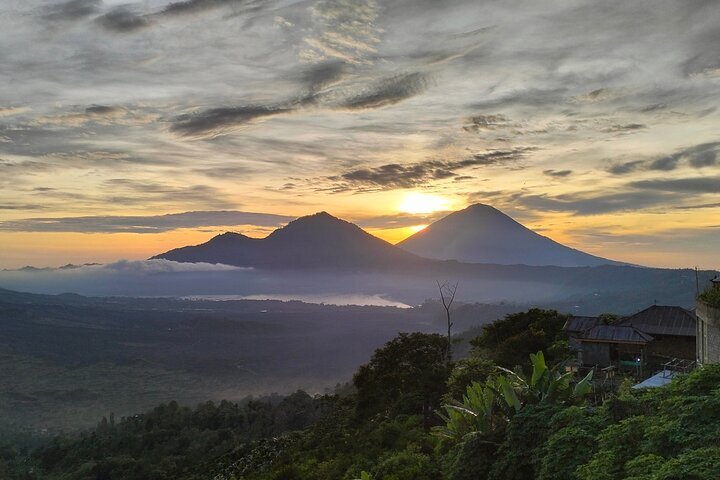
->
[2,308,719,480]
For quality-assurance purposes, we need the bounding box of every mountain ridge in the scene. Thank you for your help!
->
[153,205,623,270]
[152,211,427,270]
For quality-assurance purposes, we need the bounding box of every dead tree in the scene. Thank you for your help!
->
[437,280,458,362]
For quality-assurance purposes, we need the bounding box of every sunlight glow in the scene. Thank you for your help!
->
[398,193,451,214]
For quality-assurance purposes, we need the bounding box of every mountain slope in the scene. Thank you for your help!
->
[153,212,426,269]
[397,203,621,267]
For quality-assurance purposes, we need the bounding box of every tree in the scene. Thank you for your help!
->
[437,281,458,362]
[471,309,570,369]
[353,332,451,428]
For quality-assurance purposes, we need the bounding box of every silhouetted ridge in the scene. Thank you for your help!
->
[153,212,425,270]
[397,203,623,267]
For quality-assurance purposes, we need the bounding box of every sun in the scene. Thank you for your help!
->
[399,193,451,214]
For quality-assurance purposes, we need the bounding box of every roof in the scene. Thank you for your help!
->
[579,324,654,344]
[564,316,601,334]
[621,305,696,337]
[632,369,678,389]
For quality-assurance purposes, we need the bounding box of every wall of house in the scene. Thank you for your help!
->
[580,342,611,366]
[697,300,720,364]
[646,335,696,361]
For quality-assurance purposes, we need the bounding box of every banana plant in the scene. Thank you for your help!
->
[437,351,594,441]
[434,379,499,440]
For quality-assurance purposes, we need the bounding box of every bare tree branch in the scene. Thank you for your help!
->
[437,280,458,362]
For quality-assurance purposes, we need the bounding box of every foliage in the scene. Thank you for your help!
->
[470,309,571,368]
[445,357,496,400]
[25,392,332,480]
[698,285,720,307]
[8,324,720,480]
[537,406,607,480]
[353,332,450,422]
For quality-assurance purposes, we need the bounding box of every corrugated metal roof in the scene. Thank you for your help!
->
[632,369,677,389]
[580,324,654,344]
[564,316,601,334]
[621,305,696,337]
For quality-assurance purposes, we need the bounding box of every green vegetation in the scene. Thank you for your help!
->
[3,308,720,479]
[698,285,720,307]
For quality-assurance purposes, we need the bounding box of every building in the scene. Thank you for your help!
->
[563,304,697,372]
[696,277,720,365]
[620,305,696,361]
[574,324,652,374]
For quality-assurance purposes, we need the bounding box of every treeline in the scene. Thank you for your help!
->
[3,309,720,479]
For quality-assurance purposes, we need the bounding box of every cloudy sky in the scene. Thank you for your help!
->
[1,0,719,269]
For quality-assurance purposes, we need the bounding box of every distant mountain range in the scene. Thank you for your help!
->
[153,204,620,269]
[153,212,426,269]
[398,204,621,267]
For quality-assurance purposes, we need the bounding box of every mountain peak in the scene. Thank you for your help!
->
[398,204,620,267]
[154,211,424,270]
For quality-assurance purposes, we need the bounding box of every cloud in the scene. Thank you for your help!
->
[463,114,511,132]
[42,0,101,21]
[674,202,720,210]
[96,7,150,32]
[325,147,535,190]
[515,190,681,215]
[100,259,246,273]
[299,61,347,103]
[101,179,236,208]
[607,142,720,175]
[354,211,449,229]
[602,123,646,134]
[543,169,572,177]
[160,0,252,16]
[340,72,429,110]
[300,0,382,65]
[0,210,292,233]
[0,203,46,211]
[629,177,720,194]
[170,69,428,138]
[171,105,292,138]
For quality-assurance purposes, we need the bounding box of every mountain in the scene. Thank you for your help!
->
[397,203,622,267]
[153,211,426,270]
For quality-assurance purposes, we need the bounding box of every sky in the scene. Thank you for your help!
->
[1,0,719,269]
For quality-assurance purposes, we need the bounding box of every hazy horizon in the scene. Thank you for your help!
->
[2,1,720,270]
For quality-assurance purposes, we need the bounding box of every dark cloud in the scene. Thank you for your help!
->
[85,105,121,115]
[96,7,150,32]
[340,72,429,110]
[0,204,46,211]
[648,155,680,171]
[463,114,511,132]
[469,88,568,109]
[543,169,573,177]
[607,142,720,175]
[171,105,292,137]
[327,147,535,190]
[159,0,268,21]
[299,61,347,104]
[515,190,680,215]
[100,179,236,208]
[161,0,245,15]
[674,202,720,210]
[602,123,646,133]
[0,210,291,234]
[43,0,101,21]
[629,177,720,194]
